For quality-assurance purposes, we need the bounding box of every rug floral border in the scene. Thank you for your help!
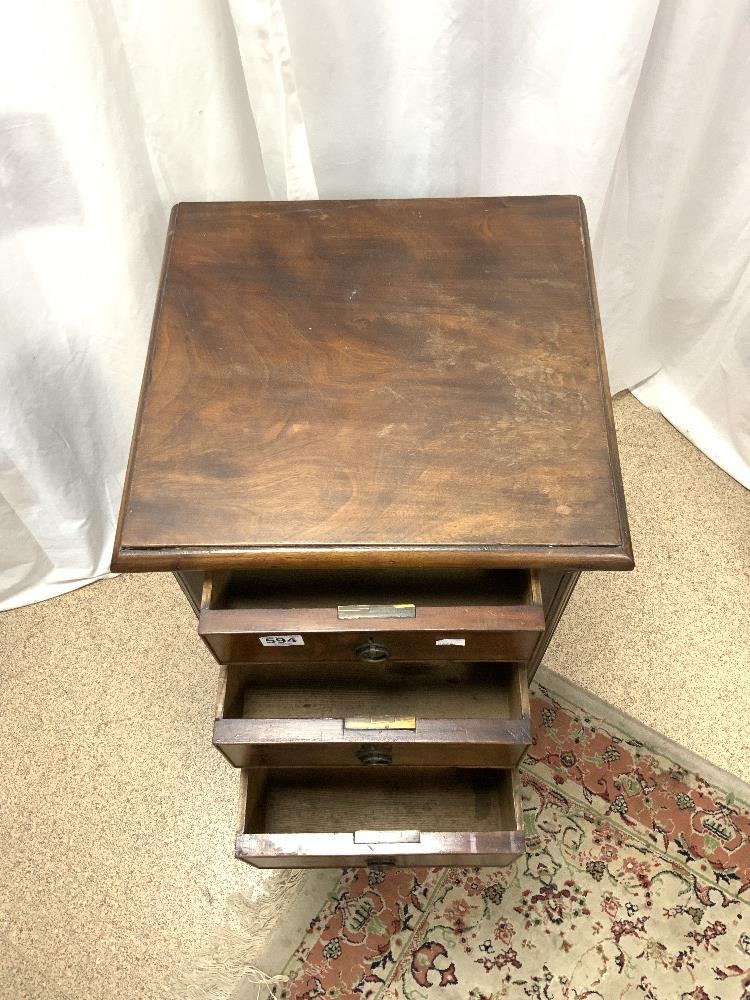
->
[276,666,750,999]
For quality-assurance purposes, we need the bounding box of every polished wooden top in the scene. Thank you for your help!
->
[112,196,632,571]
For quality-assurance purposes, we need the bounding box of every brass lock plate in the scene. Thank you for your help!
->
[344,716,417,731]
[337,603,416,619]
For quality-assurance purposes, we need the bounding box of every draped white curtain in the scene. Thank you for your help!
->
[0,2,269,610]
[1,0,747,610]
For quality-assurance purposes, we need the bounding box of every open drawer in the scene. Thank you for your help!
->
[235,767,525,868]
[198,567,544,664]
[214,661,531,767]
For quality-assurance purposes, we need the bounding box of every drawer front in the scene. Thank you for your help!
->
[214,661,531,768]
[236,833,525,869]
[218,734,528,769]
[235,766,524,869]
[200,623,541,664]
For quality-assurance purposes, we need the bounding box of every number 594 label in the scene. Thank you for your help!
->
[259,634,305,647]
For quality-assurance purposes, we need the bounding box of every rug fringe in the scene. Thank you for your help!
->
[179,869,309,1000]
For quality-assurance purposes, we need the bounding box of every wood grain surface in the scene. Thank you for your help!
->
[113,196,632,571]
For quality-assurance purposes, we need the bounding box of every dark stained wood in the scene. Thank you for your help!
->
[527,570,581,681]
[213,661,531,768]
[235,766,524,868]
[125,543,632,572]
[206,565,536,609]
[202,606,542,632]
[201,618,542,665]
[198,565,544,663]
[578,206,633,570]
[217,725,529,769]
[112,196,633,573]
[172,570,204,616]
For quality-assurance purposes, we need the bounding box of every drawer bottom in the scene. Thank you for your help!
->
[235,766,525,868]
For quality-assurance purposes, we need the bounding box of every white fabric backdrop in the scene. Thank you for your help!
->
[1,0,747,610]
[0,2,268,610]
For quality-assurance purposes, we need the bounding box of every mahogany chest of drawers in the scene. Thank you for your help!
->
[112,196,632,868]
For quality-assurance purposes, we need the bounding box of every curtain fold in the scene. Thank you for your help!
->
[2,0,747,610]
[0,1,268,611]
[247,0,749,484]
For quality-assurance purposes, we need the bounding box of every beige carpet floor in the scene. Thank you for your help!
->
[0,392,747,999]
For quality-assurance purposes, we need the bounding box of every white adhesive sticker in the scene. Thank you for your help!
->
[435,637,466,646]
[259,634,305,646]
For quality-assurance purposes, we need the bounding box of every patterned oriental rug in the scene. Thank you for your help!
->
[273,669,750,1000]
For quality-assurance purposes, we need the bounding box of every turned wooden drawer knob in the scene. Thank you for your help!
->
[356,745,393,765]
[355,640,390,662]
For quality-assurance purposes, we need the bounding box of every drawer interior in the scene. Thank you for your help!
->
[241,767,519,835]
[218,662,527,721]
[206,567,537,611]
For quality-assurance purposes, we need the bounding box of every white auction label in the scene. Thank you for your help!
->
[259,634,305,646]
[435,637,466,646]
